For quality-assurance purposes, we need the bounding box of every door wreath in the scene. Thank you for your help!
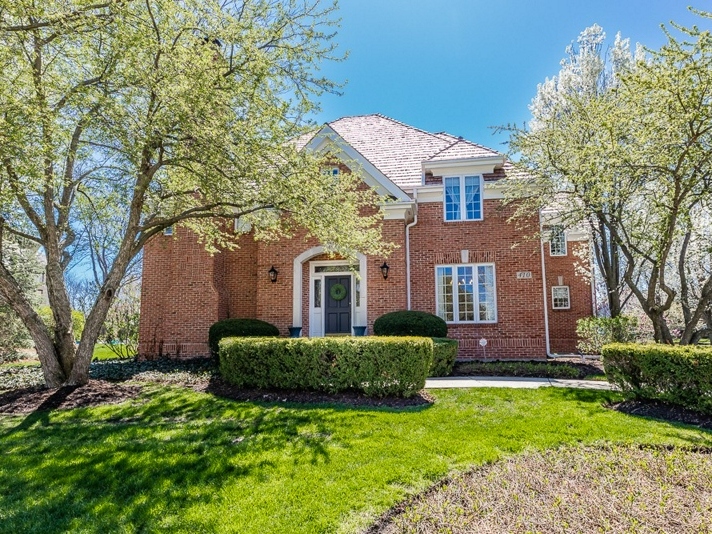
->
[329,283,347,301]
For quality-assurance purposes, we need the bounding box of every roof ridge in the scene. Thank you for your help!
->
[427,138,463,160]
[371,113,452,143]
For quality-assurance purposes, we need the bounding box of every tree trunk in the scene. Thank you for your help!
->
[650,312,674,344]
[0,262,67,387]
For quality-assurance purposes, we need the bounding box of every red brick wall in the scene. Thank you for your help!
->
[409,199,548,359]
[138,195,590,360]
[138,227,220,357]
[544,240,593,353]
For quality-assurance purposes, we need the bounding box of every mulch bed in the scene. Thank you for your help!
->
[452,358,604,379]
[611,399,712,429]
[194,377,434,408]
[0,372,432,414]
[0,380,143,415]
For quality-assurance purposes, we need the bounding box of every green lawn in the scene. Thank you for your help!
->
[92,343,134,360]
[0,386,710,534]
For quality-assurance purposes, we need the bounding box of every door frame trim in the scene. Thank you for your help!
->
[308,259,366,337]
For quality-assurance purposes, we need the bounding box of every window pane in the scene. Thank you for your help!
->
[444,177,461,221]
[436,267,454,322]
[464,176,481,220]
[314,265,358,273]
[477,265,496,321]
[457,266,475,321]
[552,286,570,309]
[314,279,321,308]
[550,225,567,256]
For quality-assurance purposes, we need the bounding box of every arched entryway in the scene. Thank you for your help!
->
[292,246,368,336]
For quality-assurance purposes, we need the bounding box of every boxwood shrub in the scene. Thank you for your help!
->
[602,342,712,414]
[430,338,458,377]
[373,310,447,338]
[208,318,279,356]
[219,336,433,397]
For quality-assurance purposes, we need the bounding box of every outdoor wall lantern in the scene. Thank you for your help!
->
[380,262,390,280]
[269,265,278,283]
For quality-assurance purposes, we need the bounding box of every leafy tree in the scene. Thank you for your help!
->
[508,24,638,318]
[508,11,712,344]
[0,0,390,387]
[0,233,42,361]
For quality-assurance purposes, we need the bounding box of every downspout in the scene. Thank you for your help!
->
[539,208,554,357]
[406,189,419,310]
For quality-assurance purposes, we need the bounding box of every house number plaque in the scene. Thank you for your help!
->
[516,271,532,280]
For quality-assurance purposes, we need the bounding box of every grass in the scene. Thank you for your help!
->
[1,386,710,533]
[92,343,134,361]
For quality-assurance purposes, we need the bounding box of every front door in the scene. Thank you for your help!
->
[325,276,351,335]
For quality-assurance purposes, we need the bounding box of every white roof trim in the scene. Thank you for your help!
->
[305,124,411,202]
[305,125,412,202]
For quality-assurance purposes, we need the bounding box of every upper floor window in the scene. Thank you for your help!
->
[444,175,482,221]
[552,285,571,309]
[163,226,174,236]
[436,263,496,323]
[549,225,567,256]
[322,167,340,177]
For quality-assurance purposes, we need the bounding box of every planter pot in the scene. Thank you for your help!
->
[288,327,302,338]
[352,326,367,336]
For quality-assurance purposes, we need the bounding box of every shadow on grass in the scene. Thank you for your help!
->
[0,387,345,533]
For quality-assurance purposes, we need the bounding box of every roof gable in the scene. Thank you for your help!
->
[301,114,506,189]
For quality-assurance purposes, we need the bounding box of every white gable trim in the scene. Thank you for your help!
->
[305,126,412,202]
[422,155,505,180]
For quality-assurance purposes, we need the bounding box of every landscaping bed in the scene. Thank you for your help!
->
[452,357,604,380]
[0,380,143,414]
[0,358,433,412]
[369,444,712,534]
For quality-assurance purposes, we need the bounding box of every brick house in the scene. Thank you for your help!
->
[139,114,592,359]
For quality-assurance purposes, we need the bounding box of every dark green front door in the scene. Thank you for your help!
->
[325,276,351,335]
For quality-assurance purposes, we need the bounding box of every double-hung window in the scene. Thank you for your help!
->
[552,286,571,310]
[549,225,567,256]
[436,264,496,323]
[444,175,483,221]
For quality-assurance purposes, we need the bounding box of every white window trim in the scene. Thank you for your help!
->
[309,260,363,337]
[442,175,484,222]
[549,226,567,256]
[435,263,497,324]
[551,285,571,310]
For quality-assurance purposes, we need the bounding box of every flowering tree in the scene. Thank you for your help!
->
[0,0,390,387]
[508,25,638,318]
[508,12,712,344]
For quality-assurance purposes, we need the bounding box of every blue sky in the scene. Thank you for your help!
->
[312,1,709,152]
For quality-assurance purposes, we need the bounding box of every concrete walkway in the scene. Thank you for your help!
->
[425,376,614,391]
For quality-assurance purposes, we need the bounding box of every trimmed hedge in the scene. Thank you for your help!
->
[219,336,433,397]
[430,338,458,377]
[208,318,279,356]
[374,310,447,338]
[602,342,712,414]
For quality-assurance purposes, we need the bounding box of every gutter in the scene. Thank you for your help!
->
[539,208,554,358]
[406,188,419,310]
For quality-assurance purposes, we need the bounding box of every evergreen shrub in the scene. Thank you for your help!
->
[208,318,279,356]
[430,338,458,377]
[602,342,712,414]
[219,336,432,397]
[373,310,447,338]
